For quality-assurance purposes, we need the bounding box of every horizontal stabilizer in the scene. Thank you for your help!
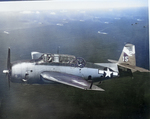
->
[95,63,118,72]
[108,59,117,63]
[118,64,150,73]
[41,71,104,91]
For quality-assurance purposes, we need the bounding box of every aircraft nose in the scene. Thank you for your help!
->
[11,63,23,82]
[11,62,34,83]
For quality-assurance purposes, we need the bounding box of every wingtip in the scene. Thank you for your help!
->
[94,88,105,91]
[87,88,105,91]
[88,85,105,91]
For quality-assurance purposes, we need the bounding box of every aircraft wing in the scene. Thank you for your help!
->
[41,71,104,91]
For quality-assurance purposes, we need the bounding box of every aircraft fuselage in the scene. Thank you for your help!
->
[11,60,118,84]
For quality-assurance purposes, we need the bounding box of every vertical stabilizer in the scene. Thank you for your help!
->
[118,44,136,66]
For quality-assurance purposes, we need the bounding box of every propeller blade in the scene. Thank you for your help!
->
[7,48,11,70]
[3,48,11,89]
[8,74,10,89]
[6,73,10,89]
[7,48,11,89]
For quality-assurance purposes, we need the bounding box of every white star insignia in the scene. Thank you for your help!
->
[104,68,112,77]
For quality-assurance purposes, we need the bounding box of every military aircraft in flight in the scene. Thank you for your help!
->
[3,44,150,91]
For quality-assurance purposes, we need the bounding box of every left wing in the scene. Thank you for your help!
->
[41,71,104,91]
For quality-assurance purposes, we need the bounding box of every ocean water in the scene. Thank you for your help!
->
[0,7,149,119]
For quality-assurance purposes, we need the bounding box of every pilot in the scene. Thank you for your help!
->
[48,55,52,62]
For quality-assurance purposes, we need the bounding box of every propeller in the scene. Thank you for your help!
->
[3,48,11,89]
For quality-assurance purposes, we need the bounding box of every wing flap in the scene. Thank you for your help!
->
[41,71,104,91]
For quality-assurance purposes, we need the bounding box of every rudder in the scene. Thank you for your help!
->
[118,44,136,66]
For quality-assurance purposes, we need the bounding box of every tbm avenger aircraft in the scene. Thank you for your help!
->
[3,44,150,91]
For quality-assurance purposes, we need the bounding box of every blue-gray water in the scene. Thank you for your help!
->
[0,7,149,119]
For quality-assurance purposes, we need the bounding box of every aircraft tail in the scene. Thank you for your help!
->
[118,44,136,66]
[117,44,149,72]
[98,43,149,75]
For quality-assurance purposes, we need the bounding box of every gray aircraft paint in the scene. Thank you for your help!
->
[11,62,107,83]
[4,44,150,91]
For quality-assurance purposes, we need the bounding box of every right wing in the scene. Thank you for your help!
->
[41,71,104,91]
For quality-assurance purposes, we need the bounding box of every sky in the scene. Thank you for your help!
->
[0,0,148,11]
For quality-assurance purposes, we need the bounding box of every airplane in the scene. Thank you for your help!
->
[3,44,150,91]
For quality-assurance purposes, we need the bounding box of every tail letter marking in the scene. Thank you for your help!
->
[123,53,128,62]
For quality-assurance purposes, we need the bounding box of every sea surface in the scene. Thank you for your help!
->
[0,7,149,119]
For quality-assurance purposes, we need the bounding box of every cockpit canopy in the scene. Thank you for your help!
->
[40,54,76,64]
[32,52,86,68]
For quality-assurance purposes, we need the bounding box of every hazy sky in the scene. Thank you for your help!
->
[0,0,148,11]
